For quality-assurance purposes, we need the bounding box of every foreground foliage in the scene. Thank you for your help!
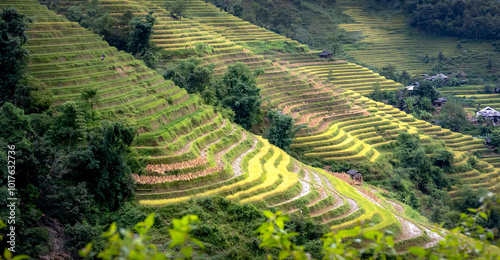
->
[81,193,500,259]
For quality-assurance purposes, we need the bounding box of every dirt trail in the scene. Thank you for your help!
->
[231,137,258,178]
[368,186,379,194]
[422,226,443,248]
[309,171,328,202]
[320,175,359,222]
[356,189,383,208]
[272,170,311,206]
[388,200,443,247]
[309,173,345,217]
[214,130,246,166]
[394,215,423,243]
[387,200,405,213]
[287,170,327,214]
[358,192,424,243]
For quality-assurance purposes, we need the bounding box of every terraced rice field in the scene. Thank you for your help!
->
[8,0,500,250]
[336,0,497,77]
[80,0,500,199]
[0,0,453,250]
[440,85,500,112]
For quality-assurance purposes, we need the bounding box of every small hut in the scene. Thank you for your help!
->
[425,73,449,83]
[433,97,448,107]
[319,50,332,59]
[347,170,362,185]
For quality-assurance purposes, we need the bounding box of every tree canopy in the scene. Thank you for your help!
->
[128,11,156,55]
[264,110,297,152]
[380,0,500,39]
[0,8,30,105]
[217,63,263,130]
[438,99,469,132]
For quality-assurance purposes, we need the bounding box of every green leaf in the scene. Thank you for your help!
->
[479,212,488,220]
[385,236,394,247]
[276,218,285,230]
[168,229,186,248]
[102,223,117,237]
[336,227,360,238]
[145,213,155,228]
[475,241,484,251]
[190,237,205,248]
[279,250,289,260]
[4,248,12,259]
[181,247,193,258]
[79,243,93,257]
[363,230,379,240]
[263,211,274,218]
[409,247,427,257]
[0,220,6,230]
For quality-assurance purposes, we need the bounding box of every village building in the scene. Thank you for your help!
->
[319,50,332,59]
[347,169,362,185]
[477,106,500,121]
[405,82,420,92]
[433,97,448,107]
[425,73,449,83]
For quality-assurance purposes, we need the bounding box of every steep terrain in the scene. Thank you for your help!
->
[141,0,500,198]
[0,0,449,252]
[5,0,500,253]
[336,0,500,82]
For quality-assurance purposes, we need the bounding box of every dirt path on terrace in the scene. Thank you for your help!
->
[230,137,258,178]
[272,170,311,207]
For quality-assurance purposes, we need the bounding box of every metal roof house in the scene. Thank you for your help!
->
[433,97,448,107]
[425,73,449,82]
[347,169,360,177]
[477,106,500,119]
[319,50,332,59]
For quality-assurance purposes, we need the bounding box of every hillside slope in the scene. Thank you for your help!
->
[336,0,500,80]
[130,0,500,200]
[0,0,449,252]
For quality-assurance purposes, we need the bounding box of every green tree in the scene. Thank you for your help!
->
[330,41,343,60]
[398,70,411,86]
[81,214,203,259]
[0,8,31,105]
[128,11,156,55]
[163,57,213,94]
[485,85,493,94]
[166,0,191,19]
[414,81,439,101]
[81,87,101,109]
[380,64,397,80]
[434,149,454,168]
[438,99,469,132]
[217,63,263,130]
[264,110,305,152]
[370,81,383,100]
[66,120,136,210]
[65,5,83,22]
[404,96,416,113]
[187,66,212,93]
